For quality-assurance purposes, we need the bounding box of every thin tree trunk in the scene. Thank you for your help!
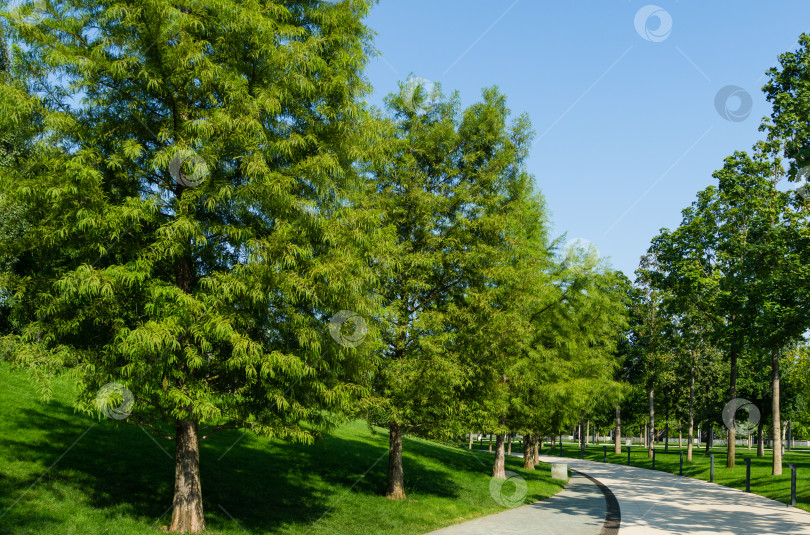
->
[748,432,751,450]
[615,405,622,454]
[492,434,506,479]
[579,421,585,452]
[489,434,492,452]
[772,350,783,476]
[523,433,534,470]
[386,422,406,500]
[643,421,647,448]
[679,429,682,449]
[169,420,205,533]
[648,386,655,458]
[688,365,695,461]
[586,420,590,445]
[757,420,765,457]
[664,397,670,453]
[533,435,540,464]
[728,349,739,468]
[507,433,512,457]
[468,431,474,450]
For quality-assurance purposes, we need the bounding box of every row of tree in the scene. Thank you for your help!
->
[612,34,810,478]
[0,2,630,532]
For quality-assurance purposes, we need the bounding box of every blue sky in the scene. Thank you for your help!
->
[361,1,810,278]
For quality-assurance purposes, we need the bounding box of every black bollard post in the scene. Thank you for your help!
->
[604,445,607,463]
[745,457,751,493]
[679,451,683,476]
[627,445,631,465]
[789,464,797,507]
[652,448,656,470]
[710,454,714,483]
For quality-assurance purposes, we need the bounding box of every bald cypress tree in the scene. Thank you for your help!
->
[1,1,380,531]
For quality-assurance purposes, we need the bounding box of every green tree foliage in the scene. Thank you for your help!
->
[361,82,552,498]
[1,1,382,531]
[651,149,810,473]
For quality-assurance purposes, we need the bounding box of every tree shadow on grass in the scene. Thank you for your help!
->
[0,398,473,534]
[206,428,478,532]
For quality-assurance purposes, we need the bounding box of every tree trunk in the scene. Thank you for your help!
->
[757,419,765,457]
[727,349,739,468]
[468,431,474,450]
[579,421,585,452]
[523,433,534,470]
[489,434,493,452]
[586,420,590,445]
[492,434,506,479]
[678,430,682,449]
[614,405,622,454]
[643,421,647,448]
[169,420,205,533]
[772,350,783,476]
[664,397,670,453]
[688,366,695,461]
[386,422,406,500]
[533,435,540,464]
[648,386,655,458]
[507,433,512,457]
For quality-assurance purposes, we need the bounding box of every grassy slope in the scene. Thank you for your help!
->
[0,363,565,535]
[532,440,810,513]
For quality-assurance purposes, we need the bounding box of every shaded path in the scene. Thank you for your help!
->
[426,470,609,534]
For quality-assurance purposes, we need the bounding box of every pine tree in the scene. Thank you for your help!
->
[1,1,380,531]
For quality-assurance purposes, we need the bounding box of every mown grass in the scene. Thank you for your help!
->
[530,439,810,513]
[0,363,565,534]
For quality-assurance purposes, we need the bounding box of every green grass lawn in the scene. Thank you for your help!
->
[0,363,565,535]
[526,439,810,513]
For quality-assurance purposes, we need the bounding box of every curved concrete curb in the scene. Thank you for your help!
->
[541,454,810,534]
[572,469,621,535]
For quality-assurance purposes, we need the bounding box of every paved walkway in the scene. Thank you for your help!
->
[426,470,608,534]
[547,455,810,534]
[426,453,810,535]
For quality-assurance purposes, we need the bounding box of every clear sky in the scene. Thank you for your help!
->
[361,1,810,279]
